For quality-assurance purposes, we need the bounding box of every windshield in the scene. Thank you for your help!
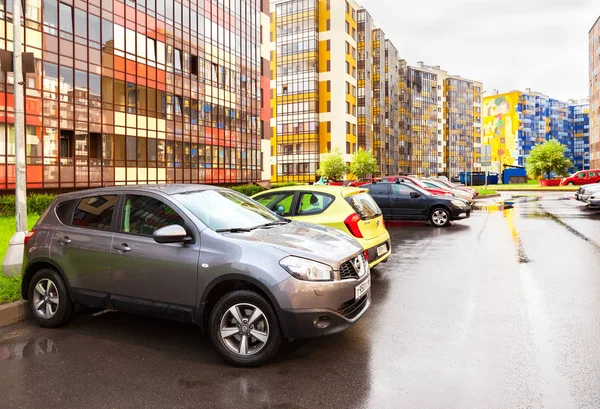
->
[175,189,282,231]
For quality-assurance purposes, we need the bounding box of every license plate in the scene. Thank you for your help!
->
[376,244,387,257]
[355,276,371,299]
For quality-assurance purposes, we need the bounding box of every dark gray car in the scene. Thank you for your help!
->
[18,185,370,366]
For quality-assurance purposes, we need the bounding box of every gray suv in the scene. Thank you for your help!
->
[18,185,371,366]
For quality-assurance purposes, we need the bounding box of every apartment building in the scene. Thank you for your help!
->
[398,62,482,178]
[270,0,359,183]
[590,17,600,168]
[483,90,590,173]
[0,0,270,189]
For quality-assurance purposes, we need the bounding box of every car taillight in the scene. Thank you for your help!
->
[364,250,369,261]
[24,230,36,246]
[344,213,363,238]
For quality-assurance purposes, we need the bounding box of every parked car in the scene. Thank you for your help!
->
[252,186,391,268]
[347,178,382,187]
[8,185,371,367]
[380,176,453,197]
[587,193,600,209]
[431,178,478,197]
[560,169,600,186]
[420,179,474,204]
[363,182,471,227]
[575,184,600,202]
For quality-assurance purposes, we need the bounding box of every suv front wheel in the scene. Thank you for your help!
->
[27,268,74,328]
[209,290,281,367]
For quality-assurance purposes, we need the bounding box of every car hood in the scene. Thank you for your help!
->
[219,221,363,269]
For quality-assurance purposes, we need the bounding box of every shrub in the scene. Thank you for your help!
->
[230,184,266,197]
[0,193,57,217]
[271,182,304,189]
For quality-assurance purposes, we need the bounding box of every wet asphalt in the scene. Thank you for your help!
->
[1,192,600,409]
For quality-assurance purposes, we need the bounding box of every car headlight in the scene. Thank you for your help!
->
[280,256,333,281]
[451,200,467,208]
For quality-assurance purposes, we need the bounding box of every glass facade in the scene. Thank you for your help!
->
[383,39,398,176]
[0,0,268,189]
[356,9,372,153]
[405,67,439,177]
[569,103,590,172]
[445,77,474,178]
[590,17,600,168]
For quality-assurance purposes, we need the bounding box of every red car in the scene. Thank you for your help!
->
[380,176,453,197]
[432,178,478,196]
[347,178,382,187]
[560,169,600,186]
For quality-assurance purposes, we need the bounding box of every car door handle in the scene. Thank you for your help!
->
[57,237,72,245]
[393,198,401,201]
[114,243,131,253]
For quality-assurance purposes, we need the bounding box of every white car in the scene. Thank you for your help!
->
[587,194,600,209]
[576,184,600,202]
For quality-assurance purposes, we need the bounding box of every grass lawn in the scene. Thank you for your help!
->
[474,187,498,195]
[0,215,40,304]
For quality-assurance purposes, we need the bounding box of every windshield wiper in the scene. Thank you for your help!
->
[258,220,291,227]
[215,227,254,233]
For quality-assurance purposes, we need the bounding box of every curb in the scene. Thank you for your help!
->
[474,194,501,199]
[0,300,28,328]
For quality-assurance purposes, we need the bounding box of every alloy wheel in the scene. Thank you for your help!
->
[219,303,269,356]
[32,278,59,319]
[431,209,449,226]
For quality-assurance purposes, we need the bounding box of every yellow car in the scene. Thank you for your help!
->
[252,186,391,268]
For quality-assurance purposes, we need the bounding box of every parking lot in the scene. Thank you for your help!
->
[1,192,600,409]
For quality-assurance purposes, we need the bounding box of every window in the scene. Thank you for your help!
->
[60,130,73,158]
[576,172,585,179]
[346,142,350,154]
[254,191,295,216]
[71,196,117,230]
[326,19,330,30]
[346,122,350,134]
[345,41,350,54]
[345,21,349,34]
[392,184,413,196]
[327,101,331,112]
[74,8,86,38]
[327,40,331,51]
[55,199,76,225]
[122,195,186,236]
[327,60,331,71]
[327,141,331,151]
[327,81,331,92]
[346,62,350,74]
[59,3,73,39]
[298,193,334,216]
[346,102,350,114]
[327,122,331,132]
[588,172,596,177]
[369,184,389,196]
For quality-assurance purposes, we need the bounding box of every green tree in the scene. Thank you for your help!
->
[525,139,572,179]
[350,148,378,179]
[317,149,348,180]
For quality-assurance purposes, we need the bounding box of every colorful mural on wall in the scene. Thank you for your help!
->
[483,92,519,172]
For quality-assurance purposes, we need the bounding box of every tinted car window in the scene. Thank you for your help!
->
[55,199,76,225]
[254,191,295,216]
[297,192,334,215]
[346,192,381,219]
[369,184,389,195]
[391,184,413,196]
[122,195,185,236]
[71,195,117,230]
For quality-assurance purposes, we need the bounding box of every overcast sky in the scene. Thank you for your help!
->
[359,0,600,101]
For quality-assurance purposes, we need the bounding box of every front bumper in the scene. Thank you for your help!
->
[451,207,471,220]
[272,273,371,340]
[587,199,600,208]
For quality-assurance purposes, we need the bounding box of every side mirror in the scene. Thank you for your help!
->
[275,205,285,215]
[153,225,191,244]
[410,192,421,198]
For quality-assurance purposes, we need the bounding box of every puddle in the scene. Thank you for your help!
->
[503,208,531,264]
[0,337,59,361]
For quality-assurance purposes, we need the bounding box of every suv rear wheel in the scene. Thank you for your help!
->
[28,268,73,328]
[209,290,281,367]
